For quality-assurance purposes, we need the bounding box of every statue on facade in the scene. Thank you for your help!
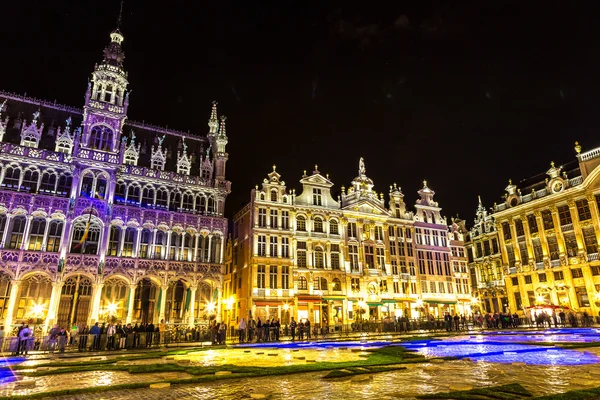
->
[359,157,366,177]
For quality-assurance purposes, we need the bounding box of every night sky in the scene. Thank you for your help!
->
[2,1,599,225]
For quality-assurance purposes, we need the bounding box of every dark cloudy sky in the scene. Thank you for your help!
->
[1,1,599,224]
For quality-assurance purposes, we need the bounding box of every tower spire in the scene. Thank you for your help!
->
[117,0,124,31]
[208,101,219,134]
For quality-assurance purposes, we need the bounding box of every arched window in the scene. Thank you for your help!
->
[154,230,167,259]
[207,197,215,214]
[89,125,114,152]
[313,277,327,291]
[260,193,265,201]
[1,166,20,189]
[46,220,63,252]
[56,173,72,196]
[314,246,325,268]
[122,227,136,257]
[196,196,206,214]
[282,196,288,204]
[296,216,306,231]
[156,188,168,208]
[114,182,126,204]
[142,186,155,207]
[169,191,181,211]
[8,216,27,249]
[107,226,121,256]
[297,276,308,290]
[314,217,323,233]
[127,185,141,205]
[332,278,341,291]
[70,219,101,254]
[138,228,152,258]
[21,169,39,192]
[15,274,52,321]
[181,233,193,261]
[330,220,339,235]
[96,175,108,199]
[270,190,277,202]
[28,218,46,251]
[40,171,57,193]
[182,192,194,211]
[80,172,94,197]
[169,232,181,260]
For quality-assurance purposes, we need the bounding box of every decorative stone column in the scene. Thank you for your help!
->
[194,233,200,261]
[118,226,126,257]
[3,280,21,329]
[133,227,142,258]
[188,286,197,327]
[20,215,33,250]
[0,214,12,248]
[586,195,600,248]
[88,283,105,325]
[40,217,52,251]
[568,201,585,255]
[158,284,168,322]
[126,284,136,324]
[45,281,64,327]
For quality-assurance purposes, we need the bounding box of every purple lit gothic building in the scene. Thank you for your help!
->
[0,27,231,331]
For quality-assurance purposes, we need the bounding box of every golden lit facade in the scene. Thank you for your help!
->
[224,159,471,327]
[493,143,600,316]
[465,198,507,313]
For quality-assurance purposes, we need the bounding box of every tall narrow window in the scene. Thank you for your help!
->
[282,266,289,289]
[576,199,592,221]
[257,235,266,256]
[330,244,340,269]
[330,220,339,234]
[8,216,26,249]
[377,248,385,269]
[270,190,277,202]
[584,227,598,255]
[312,188,322,206]
[27,218,46,251]
[122,227,136,257]
[281,211,289,229]
[527,214,538,234]
[257,265,266,289]
[46,220,63,252]
[40,172,57,193]
[270,209,278,228]
[107,226,121,256]
[558,205,572,226]
[142,187,155,207]
[297,242,307,267]
[269,266,277,289]
[258,208,267,227]
[547,235,559,260]
[364,245,374,269]
[541,210,554,230]
[314,246,325,268]
[347,222,357,238]
[563,232,578,257]
[314,217,323,233]
[296,215,306,231]
[349,244,359,271]
[281,237,289,258]
[138,228,152,258]
[269,236,277,257]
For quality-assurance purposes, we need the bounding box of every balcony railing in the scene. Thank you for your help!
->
[551,259,561,267]
[588,253,599,262]
[561,223,574,232]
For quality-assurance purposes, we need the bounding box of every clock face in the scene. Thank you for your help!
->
[552,181,564,193]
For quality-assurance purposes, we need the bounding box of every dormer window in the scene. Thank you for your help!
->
[270,190,277,202]
[313,188,322,206]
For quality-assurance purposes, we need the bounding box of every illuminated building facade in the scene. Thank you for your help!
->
[224,160,471,327]
[0,26,230,331]
[464,198,506,313]
[493,142,600,316]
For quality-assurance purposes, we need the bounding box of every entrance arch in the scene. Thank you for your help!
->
[134,278,159,324]
[100,277,129,323]
[165,279,188,323]
[57,274,92,328]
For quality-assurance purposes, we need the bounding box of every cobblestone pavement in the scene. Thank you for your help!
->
[41,360,600,400]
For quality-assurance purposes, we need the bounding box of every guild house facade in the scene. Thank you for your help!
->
[0,25,231,331]
[224,159,471,327]
[493,142,600,317]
